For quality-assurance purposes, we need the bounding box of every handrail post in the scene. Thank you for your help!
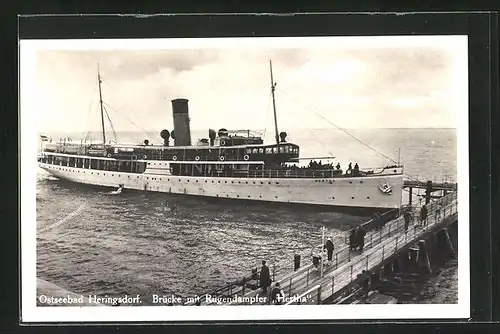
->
[317,285,322,305]
[370,234,373,248]
[335,253,338,269]
[350,264,353,282]
[273,264,276,281]
[348,248,351,262]
[388,224,391,237]
[289,277,292,295]
[332,276,335,295]
[366,255,369,270]
[306,268,310,287]
[382,245,385,261]
[395,236,398,251]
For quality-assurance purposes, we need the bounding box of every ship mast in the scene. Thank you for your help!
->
[269,60,280,145]
[97,64,106,144]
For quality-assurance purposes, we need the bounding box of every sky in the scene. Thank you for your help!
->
[29,36,467,135]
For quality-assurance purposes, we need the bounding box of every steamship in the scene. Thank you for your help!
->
[37,62,404,212]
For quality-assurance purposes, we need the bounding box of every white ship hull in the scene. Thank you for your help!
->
[38,161,404,212]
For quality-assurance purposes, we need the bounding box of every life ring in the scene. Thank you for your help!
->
[221,140,226,146]
[172,155,177,161]
[195,156,200,161]
[220,156,225,161]
[107,153,112,158]
[143,155,147,160]
[243,154,249,161]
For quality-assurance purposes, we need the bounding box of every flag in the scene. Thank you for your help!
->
[40,135,49,142]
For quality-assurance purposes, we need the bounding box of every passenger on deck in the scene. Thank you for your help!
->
[259,260,271,293]
[324,237,335,265]
[336,163,341,170]
[270,282,284,305]
[353,163,360,176]
[346,162,352,175]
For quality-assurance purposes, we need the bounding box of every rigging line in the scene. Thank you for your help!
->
[276,87,398,165]
[103,105,118,143]
[274,88,428,183]
[102,102,150,137]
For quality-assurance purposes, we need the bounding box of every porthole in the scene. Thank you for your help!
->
[261,182,264,184]
[237,195,240,198]
[248,195,251,198]
[349,181,352,184]
[360,181,363,184]
[332,197,335,199]
[276,182,279,185]
[225,181,227,183]
[268,182,271,184]
[259,195,262,198]
[366,196,370,199]
[351,196,354,199]
[275,196,278,199]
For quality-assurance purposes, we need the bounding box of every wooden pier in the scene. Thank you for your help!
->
[190,189,458,306]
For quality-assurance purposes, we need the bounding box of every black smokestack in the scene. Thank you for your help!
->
[171,98,191,146]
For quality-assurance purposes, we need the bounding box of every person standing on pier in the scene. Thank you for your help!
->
[271,282,285,305]
[357,226,367,252]
[434,203,442,221]
[259,260,272,293]
[324,237,335,265]
[403,209,412,232]
[420,204,428,227]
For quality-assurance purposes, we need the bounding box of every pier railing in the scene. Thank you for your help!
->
[223,191,457,306]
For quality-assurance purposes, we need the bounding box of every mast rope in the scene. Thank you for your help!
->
[103,102,151,139]
[275,88,427,182]
[103,105,118,143]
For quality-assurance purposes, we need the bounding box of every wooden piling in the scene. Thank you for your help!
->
[443,228,457,259]
[417,240,432,274]
[408,247,419,273]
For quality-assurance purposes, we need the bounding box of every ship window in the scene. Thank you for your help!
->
[259,148,264,154]
[252,148,258,154]
[265,148,272,154]
[273,147,278,154]
[246,149,251,154]
[279,147,284,153]
[284,146,289,153]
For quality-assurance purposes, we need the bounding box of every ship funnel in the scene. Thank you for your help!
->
[171,98,192,146]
